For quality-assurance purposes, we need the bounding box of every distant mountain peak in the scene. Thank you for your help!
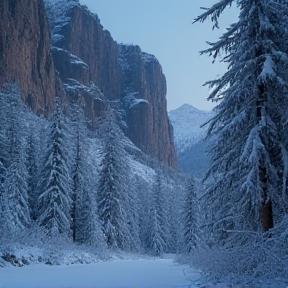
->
[169,103,214,177]
[169,103,214,152]
[171,103,211,114]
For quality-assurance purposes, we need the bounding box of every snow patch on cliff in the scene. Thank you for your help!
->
[44,0,80,44]
[123,93,149,109]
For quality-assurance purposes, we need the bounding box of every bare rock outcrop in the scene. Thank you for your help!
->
[0,0,177,168]
[0,0,56,113]
[48,2,177,168]
[119,45,177,169]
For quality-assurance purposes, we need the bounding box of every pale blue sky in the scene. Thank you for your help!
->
[79,0,238,111]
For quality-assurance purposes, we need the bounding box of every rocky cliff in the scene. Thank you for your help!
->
[0,0,56,113]
[119,45,177,168]
[0,0,177,169]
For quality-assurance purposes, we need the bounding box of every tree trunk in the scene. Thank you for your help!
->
[257,82,274,233]
[260,199,273,232]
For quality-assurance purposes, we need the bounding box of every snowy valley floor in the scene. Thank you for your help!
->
[0,253,285,288]
[0,255,203,288]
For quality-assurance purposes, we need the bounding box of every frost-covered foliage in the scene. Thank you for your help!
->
[70,107,106,249]
[146,172,169,256]
[0,84,187,264]
[189,0,288,284]
[189,221,288,287]
[182,178,199,253]
[36,100,73,239]
[0,86,30,238]
[97,112,132,250]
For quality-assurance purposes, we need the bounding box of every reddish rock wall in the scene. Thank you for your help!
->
[0,0,177,168]
[119,45,177,169]
[54,5,122,101]
[0,0,56,114]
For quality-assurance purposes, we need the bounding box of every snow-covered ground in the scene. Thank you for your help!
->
[0,255,202,288]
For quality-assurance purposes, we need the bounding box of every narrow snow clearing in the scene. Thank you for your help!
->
[0,257,201,288]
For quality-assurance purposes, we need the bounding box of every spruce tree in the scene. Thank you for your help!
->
[70,108,105,248]
[97,113,131,250]
[27,131,40,221]
[70,108,86,243]
[182,178,199,253]
[77,181,106,249]
[147,172,168,256]
[36,100,72,239]
[125,178,141,252]
[0,86,31,237]
[194,0,288,238]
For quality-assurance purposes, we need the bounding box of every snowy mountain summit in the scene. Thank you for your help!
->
[169,104,214,177]
[169,104,213,153]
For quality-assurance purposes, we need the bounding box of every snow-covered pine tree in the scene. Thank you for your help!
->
[97,112,132,250]
[70,107,86,243]
[69,107,105,248]
[134,175,150,248]
[0,91,8,238]
[0,86,31,237]
[77,176,106,249]
[182,178,199,253]
[0,96,8,185]
[26,130,41,221]
[165,177,184,253]
[194,0,288,238]
[125,176,141,252]
[147,172,168,256]
[36,99,72,239]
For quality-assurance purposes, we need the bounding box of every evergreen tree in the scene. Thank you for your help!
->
[0,86,31,237]
[0,92,8,238]
[2,158,30,235]
[77,178,106,249]
[36,100,72,239]
[70,108,105,248]
[70,108,86,243]
[27,131,40,220]
[0,110,7,185]
[182,178,199,253]
[147,172,168,256]
[135,175,150,249]
[194,0,288,238]
[97,113,131,250]
[125,177,141,252]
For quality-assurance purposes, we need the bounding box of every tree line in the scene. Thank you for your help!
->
[0,84,192,257]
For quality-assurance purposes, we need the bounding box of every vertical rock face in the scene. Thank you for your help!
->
[55,5,122,101]
[0,0,55,113]
[46,2,177,168]
[49,3,114,122]
[119,45,177,169]
[0,0,177,168]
